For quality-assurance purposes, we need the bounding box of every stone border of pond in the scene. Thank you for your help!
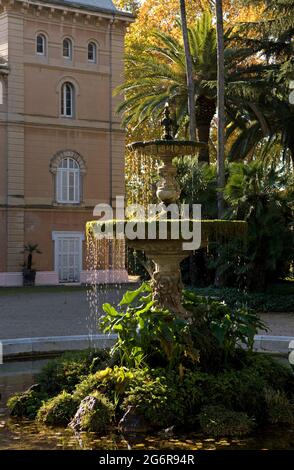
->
[0,333,293,362]
[1,334,117,361]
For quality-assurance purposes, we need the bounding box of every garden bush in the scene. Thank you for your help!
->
[37,349,110,396]
[264,388,294,424]
[7,283,294,435]
[73,366,152,407]
[243,353,294,396]
[198,405,254,437]
[36,391,79,426]
[122,373,182,428]
[7,386,48,420]
[190,285,294,313]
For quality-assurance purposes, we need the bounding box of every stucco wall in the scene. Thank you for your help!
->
[0,0,129,278]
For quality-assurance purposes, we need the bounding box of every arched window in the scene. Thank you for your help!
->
[63,38,72,60]
[88,41,97,63]
[61,82,74,117]
[56,157,80,203]
[36,34,46,55]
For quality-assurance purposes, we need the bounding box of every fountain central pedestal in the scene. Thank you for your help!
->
[87,103,247,320]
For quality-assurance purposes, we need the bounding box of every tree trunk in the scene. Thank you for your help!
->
[196,95,216,164]
[216,0,225,218]
[179,0,196,141]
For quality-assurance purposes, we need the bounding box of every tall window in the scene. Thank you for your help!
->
[56,158,80,203]
[61,82,74,117]
[63,38,72,60]
[88,42,97,63]
[36,34,46,55]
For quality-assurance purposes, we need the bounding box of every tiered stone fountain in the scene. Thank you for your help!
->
[87,104,246,319]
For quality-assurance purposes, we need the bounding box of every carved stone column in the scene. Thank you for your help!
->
[128,238,192,319]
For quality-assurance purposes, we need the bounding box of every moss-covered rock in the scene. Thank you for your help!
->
[36,391,78,426]
[198,405,254,437]
[7,386,47,419]
[70,391,114,434]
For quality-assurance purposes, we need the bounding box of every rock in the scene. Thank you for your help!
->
[69,392,114,434]
[158,425,175,438]
[118,406,151,434]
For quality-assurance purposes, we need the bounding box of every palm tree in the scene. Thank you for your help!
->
[117,11,217,163]
[179,0,196,140]
[215,0,225,217]
[225,2,294,169]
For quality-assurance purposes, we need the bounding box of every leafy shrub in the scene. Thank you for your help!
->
[243,353,294,396]
[122,374,178,428]
[101,283,199,369]
[223,163,293,290]
[36,391,78,426]
[190,285,294,313]
[37,350,110,395]
[101,283,266,370]
[7,387,48,419]
[198,405,254,437]
[71,391,115,434]
[183,290,266,356]
[265,388,294,424]
[73,366,150,405]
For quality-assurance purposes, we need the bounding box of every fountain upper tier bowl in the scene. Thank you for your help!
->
[128,140,206,158]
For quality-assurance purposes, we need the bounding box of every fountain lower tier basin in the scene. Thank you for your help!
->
[86,219,247,248]
[87,219,246,318]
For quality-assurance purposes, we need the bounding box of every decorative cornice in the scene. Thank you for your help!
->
[0,0,134,26]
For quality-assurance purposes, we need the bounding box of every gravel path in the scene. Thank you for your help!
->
[0,286,129,340]
[0,288,293,339]
[259,312,294,336]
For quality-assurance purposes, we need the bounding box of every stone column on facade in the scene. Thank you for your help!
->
[6,11,25,273]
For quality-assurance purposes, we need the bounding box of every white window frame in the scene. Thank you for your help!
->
[61,82,74,118]
[36,34,46,56]
[63,38,72,60]
[56,157,80,204]
[52,231,84,283]
[88,41,97,63]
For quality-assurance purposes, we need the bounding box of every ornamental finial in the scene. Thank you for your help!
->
[161,102,174,140]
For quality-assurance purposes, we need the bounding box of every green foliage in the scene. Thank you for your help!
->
[37,350,110,395]
[8,349,294,433]
[22,243,42,271]
[222,163,294,290]
[198,405,254,437]
[117,11,217,130]
[264,388,294,424]
[245,354,294,396]
[176,158,218,218]
[77,391,115,433]
[183,290,266,354]
[36,391,78,426]
[123,368,205,427]
[122,376,173,428]
[191,284,294,312]
[73,366,141,402]
[7,388,48,420]
[175,161,293,291]
[101,283,199,369]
